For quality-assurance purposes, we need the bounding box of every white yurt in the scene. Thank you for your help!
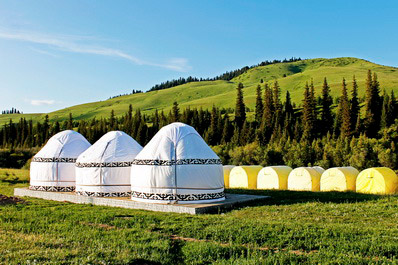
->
[257,166,293,190]
[75,131,143,197]
[130,122,225,204]
[30,130,91,192]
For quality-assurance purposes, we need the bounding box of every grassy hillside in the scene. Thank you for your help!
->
[2,171,398,263]
[2,57,398,124]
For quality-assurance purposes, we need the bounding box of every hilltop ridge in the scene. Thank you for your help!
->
[1,57,398,124]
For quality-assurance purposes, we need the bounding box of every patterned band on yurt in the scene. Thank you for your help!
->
[130,122,225,204]
[29,130,91,192]
[75,131,143,197]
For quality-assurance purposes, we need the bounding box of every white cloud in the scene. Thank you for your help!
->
[0,30,191,72]
[29,47,59,58]
[30,99,55,106]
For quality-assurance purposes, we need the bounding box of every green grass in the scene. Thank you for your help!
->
[2,57,398,125]
[2,169,398,264]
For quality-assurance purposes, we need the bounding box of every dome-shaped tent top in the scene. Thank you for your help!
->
[30,130,91,192]
[130,122,225,204]
[75,131,143,197]
[223,165,235,188]
[288,167,322,191]
[313,166,325,175]
[320,167,359,192]
[356,167,398,195]
[229,166,263,189]
[257,166,292,190]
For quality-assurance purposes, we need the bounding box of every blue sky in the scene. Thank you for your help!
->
[0,0,397,113]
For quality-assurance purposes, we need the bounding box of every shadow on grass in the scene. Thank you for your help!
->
[0,178,29,184]
[127,259,162,265]
[226,188,384,207]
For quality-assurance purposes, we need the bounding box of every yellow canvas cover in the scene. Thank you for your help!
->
[257,166,292,190]
[288,167,322,191]
[320,167,359,192]
[222,165,235,188]
[229,166,263,189]
[356,167,398,195]
[313,166,325,175]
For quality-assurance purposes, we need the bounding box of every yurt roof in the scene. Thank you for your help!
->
[34,130,91,159]
[134,122,219,161]
[76,131,142,163]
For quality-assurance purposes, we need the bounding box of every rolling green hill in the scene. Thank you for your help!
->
[2,57,398,124]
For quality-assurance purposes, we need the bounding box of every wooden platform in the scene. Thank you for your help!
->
[14,188,269,214]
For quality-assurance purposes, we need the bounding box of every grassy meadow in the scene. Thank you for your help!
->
[1,168,398,264]
[2,57,398,125]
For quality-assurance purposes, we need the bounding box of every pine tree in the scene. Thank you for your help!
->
[42,115,50,142]
[282,91,294,138]
[109,110,116,130]
[310,80,317,131]
[240,121,249,146]
[231,125,240,146]
[67,113,73,130]
[390,91,397,124]
[128,104,133,120]
[273,81,282,127]
[354,114,361,136]
[258,83,273,143]
[364,70,381,137]
[221,114,231,144]
[350,76,360,132]
[380,90,390,129]
[171,101,180,122]
[207,106,218,145]
[320,77,333,135]
[302,82,315,140]
[339,78,351,138]
[234,82,246,128]
[255,84,263,125]
[284,91,293,117]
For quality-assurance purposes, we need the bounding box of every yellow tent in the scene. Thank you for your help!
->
[222,165,235,188]
[229,166,263,189]
[356,167,398,195]
[313,166,325,175]
[288,167,322,191]
[257,166,292,190]
[320,167,359,192]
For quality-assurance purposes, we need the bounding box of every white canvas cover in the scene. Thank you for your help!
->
[29,130,91,192]
[130,122,225,204]
[75,131,143,197]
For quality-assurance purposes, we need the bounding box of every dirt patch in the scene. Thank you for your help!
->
[0,194,27,205]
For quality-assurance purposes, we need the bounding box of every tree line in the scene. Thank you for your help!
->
[148,57,302,92]
[1,69,398,170]
[2,108,22,115]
